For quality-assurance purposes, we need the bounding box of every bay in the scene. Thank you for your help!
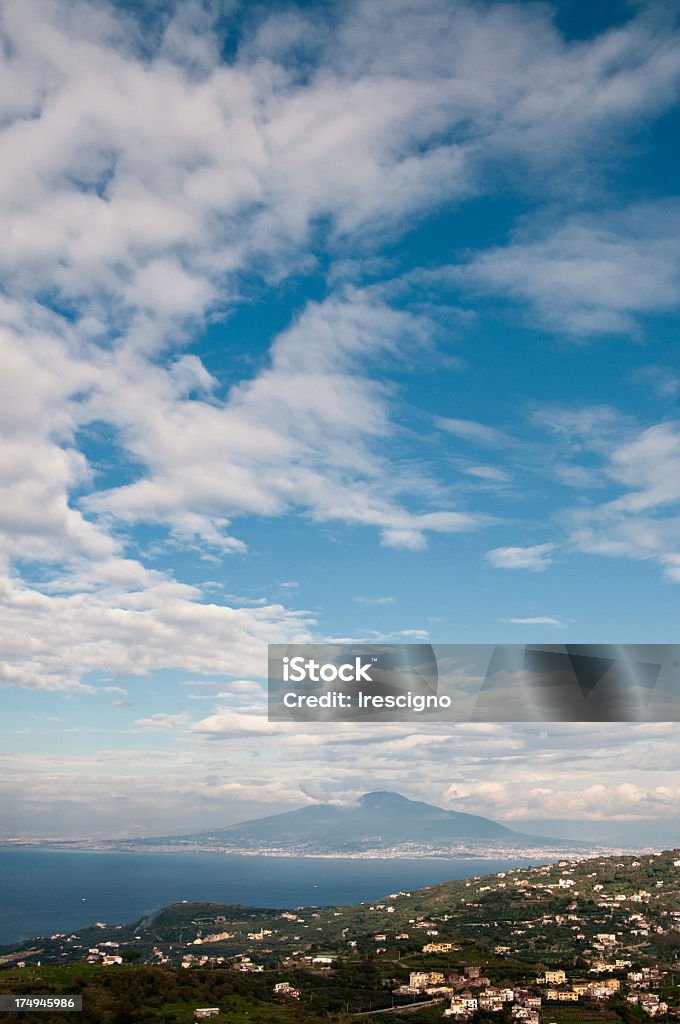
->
[0,848,538,946]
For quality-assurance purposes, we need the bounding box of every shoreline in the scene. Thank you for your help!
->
[0,842,646,859]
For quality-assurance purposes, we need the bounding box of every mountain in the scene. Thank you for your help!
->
[109,790,581,855]
[213,790,516,845]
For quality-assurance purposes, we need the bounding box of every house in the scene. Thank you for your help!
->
[273,982,300,999]
[512,1008,539,1024]
[478,995,503,1012]
[541,970,566,985]
[410,971,445,990]
[446,995,478,1017]
[194,1011,220,1020]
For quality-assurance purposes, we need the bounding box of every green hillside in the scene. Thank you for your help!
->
[3,849,680,1024]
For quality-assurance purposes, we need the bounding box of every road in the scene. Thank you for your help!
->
[352,997,447,1016]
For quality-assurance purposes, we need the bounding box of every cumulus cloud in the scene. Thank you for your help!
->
[0,573,312,690]
[444,778,680,821]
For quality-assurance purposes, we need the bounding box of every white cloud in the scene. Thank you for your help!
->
[81,289,486,552]
[486,543,556,571]
[503,616,564,626]
[461,465,510,482]
[226,680,262,695]
[633,365,680,399]
[11,0,672,325]
[458,203,680,335]
[608,422,680,512]
[0,573,312,691]
[191,707,299,739]
[437,417,510,447]
[445,779,680,821]
[562,420,680,580]
[473,407,680,585]
[133,713,188,731]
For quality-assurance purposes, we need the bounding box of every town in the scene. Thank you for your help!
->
[3,848,680,1023]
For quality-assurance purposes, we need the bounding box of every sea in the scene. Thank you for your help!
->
[0,848,540,947]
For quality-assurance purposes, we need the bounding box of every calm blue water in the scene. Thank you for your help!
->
[0,849,538,946]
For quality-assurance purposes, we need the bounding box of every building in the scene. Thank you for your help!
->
[194,1011,220,1020]
[541,970,566,985]
[511,1009,539,1024]
[446,995,478,1017]
[410,971,446,990]
[478,995,503,1012]
[273,982,300,999]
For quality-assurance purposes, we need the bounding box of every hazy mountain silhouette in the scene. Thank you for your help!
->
[165,791,558,851]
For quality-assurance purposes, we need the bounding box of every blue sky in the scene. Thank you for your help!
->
[3,0,680,838]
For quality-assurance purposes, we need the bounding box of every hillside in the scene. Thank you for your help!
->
[5,846,680,970]
[6,848,680,1024]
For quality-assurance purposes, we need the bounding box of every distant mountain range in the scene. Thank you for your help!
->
[91,790,590,857]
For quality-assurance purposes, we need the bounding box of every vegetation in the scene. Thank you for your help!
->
[4,849,680,1023]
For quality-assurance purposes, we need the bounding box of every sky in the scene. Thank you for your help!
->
[2,0,680,840]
